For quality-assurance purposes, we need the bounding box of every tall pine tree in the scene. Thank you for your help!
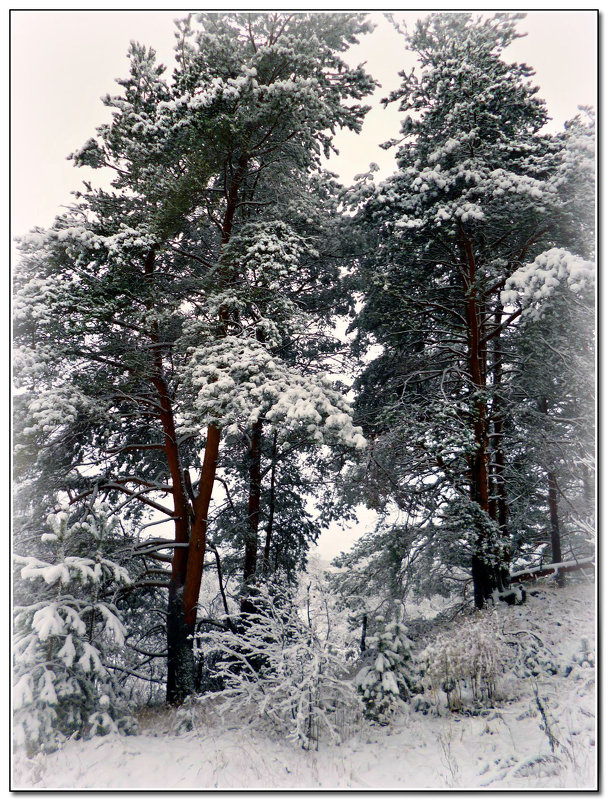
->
[14,13,374,703]
[346,13,594,607]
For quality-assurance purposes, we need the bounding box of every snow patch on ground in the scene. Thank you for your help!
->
[13,580,596,790]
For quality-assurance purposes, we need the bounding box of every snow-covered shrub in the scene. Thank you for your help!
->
[503,628,561,679]
[572,637,594,669]
[13,506,134,754]
[421,615,508,712]
[175,695,197,734]
[195,578,361,749]
[356,619,419,724]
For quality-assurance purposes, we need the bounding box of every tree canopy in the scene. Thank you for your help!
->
[13,12,594,719]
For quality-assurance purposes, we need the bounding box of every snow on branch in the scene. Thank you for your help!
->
[501,248,594,319]
[182,335,367,450]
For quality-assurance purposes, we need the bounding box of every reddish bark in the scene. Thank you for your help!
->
[144,249,197,703]
[150,155,252,702]
[510,560,593,584]
[151,372,191,582]
[460,228,490,513]
[458,228,497,607]
[145,249,191,568]
[166,156,253,700]
[183,424,222,628]
[458,229,514,604]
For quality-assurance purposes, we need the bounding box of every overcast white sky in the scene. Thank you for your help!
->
[9,9,598,561]
[11,10,597,239]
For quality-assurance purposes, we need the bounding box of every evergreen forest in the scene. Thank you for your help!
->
[13,12,595,782]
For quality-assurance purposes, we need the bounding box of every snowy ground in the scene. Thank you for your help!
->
[13,578,596,791]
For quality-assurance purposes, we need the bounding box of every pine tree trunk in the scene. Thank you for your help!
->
[241,418,263,615]
[167,157,249,699]
[459,228,501,608]
[548,469,561,562]
[547,469,565,585]
[182,425,222,629]
[143,248,198,704]
[262,431,278,573]
[538,398,564,583]
[493,419,511,592]
[166,583,196,704]
[490,313,510,591]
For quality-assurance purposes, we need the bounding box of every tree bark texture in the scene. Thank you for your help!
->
[166,583,196,704]
[241,418,263,615]
[143,249,197,703]
[166,158,250,700]
[182,424,222,628]
[547,470,564,577]
[163,154,254,704]
[490,308,510,590]
[459,228,504,608]
[537,398,564,582]
[262,431,278,573]
[144,156,252,703]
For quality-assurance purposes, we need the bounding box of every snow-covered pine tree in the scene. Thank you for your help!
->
[500,252,595,572]
[13,506,133,754]
[177,204,367,613]
[346,13,594,607]
[14,13,375,704]
[356,619,418,724]
[500,111,595,571]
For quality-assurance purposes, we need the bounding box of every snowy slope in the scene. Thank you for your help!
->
[13,578,596,791]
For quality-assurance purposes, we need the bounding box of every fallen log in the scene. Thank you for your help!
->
[509,559,595,584]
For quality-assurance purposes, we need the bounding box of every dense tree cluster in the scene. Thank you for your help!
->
[13,12,594,741]
[333,13,594,612]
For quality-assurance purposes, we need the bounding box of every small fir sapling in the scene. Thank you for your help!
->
[356,619,419,724]
[13,506,134,754]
